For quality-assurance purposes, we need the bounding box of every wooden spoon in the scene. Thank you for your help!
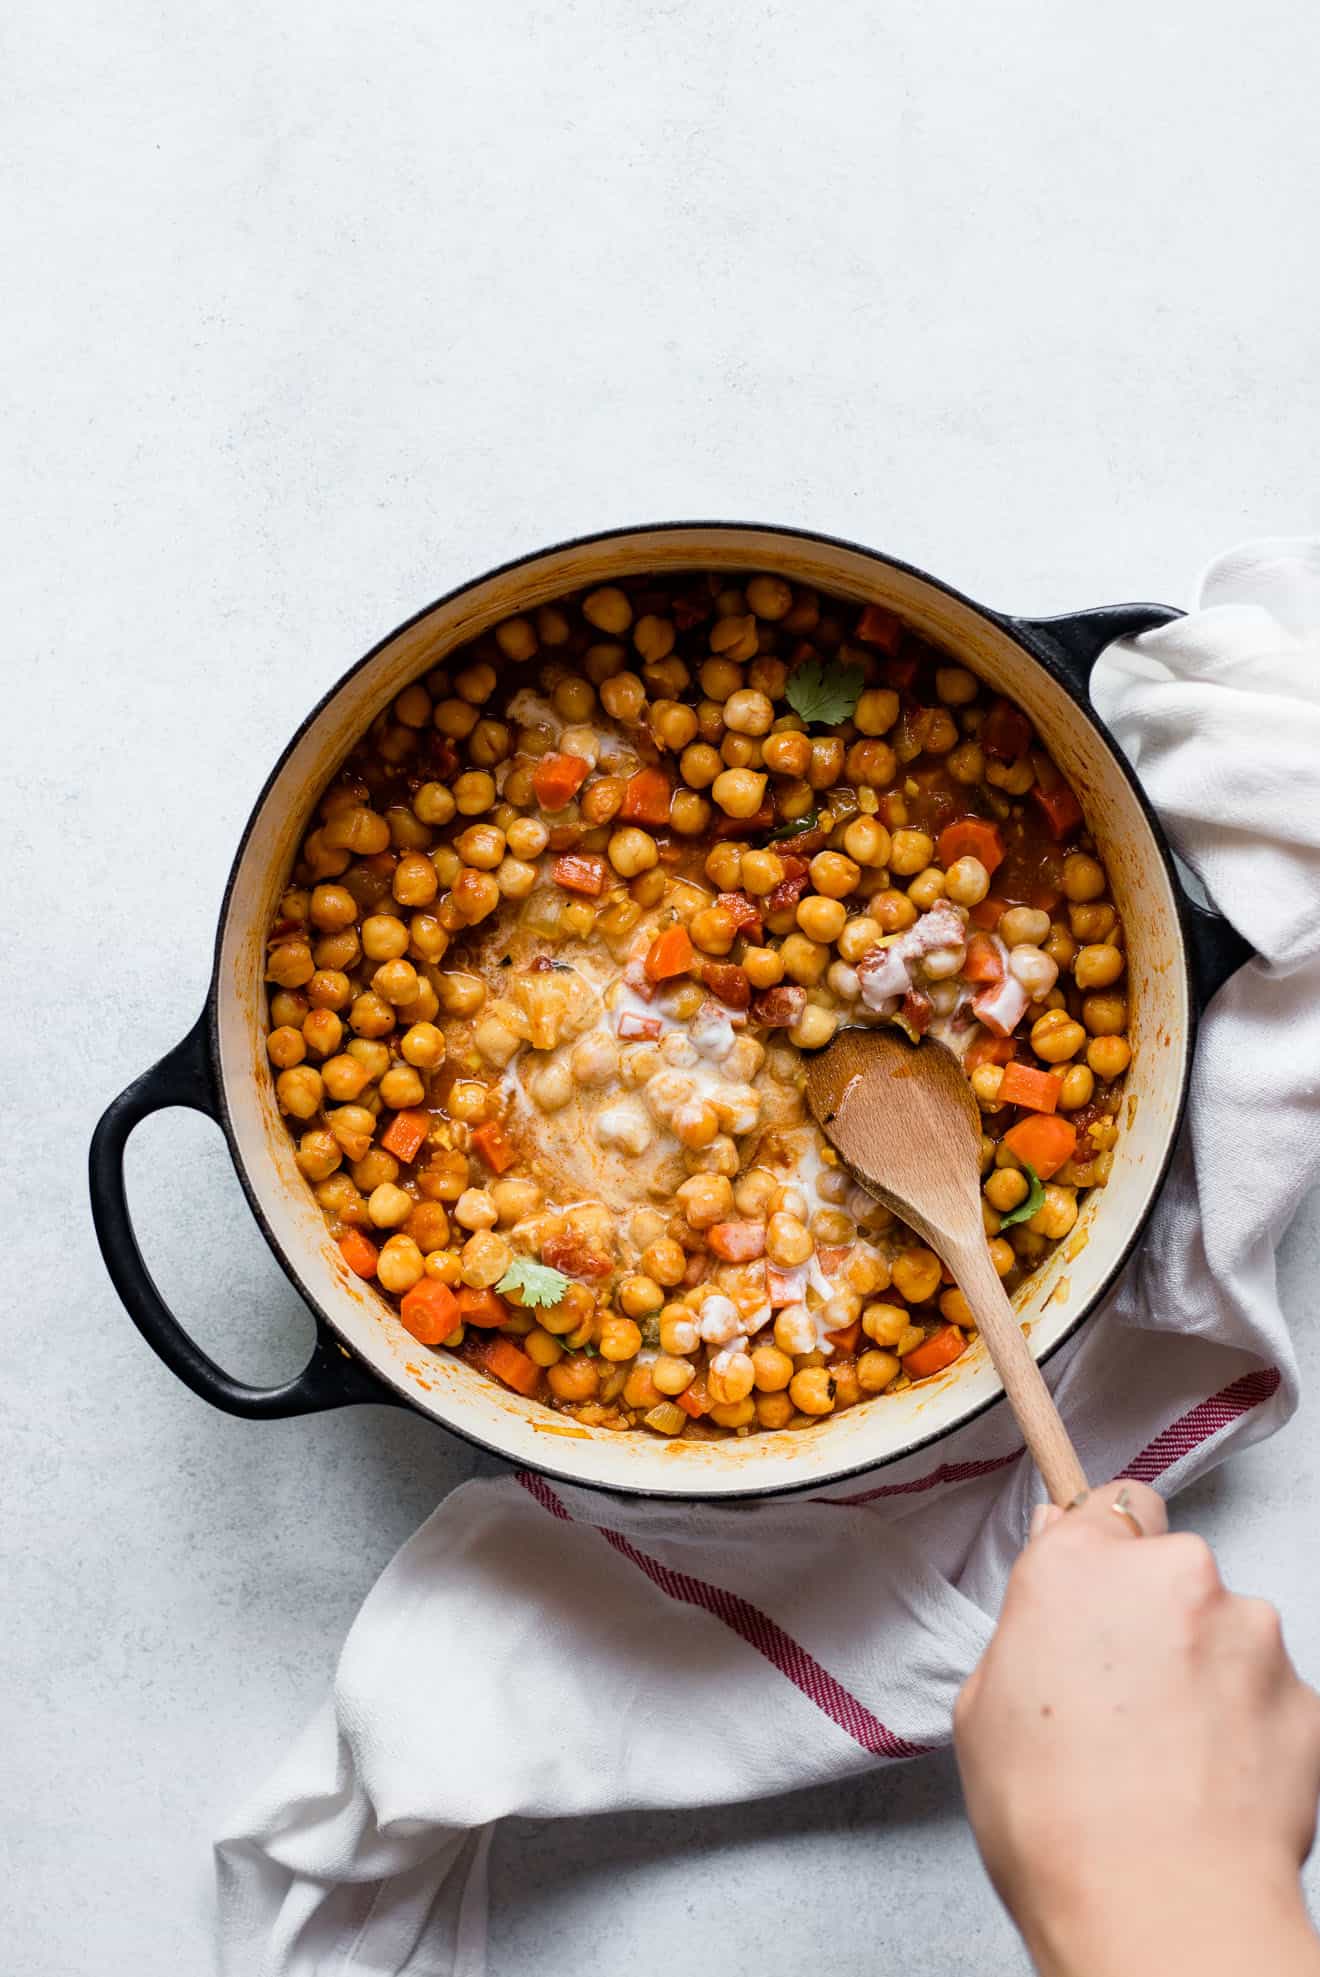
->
[804,1025,1088,1506]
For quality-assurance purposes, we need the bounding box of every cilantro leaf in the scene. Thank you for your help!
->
[496,1257,572,1309]
[785,655,865,727]
[998,1162,1046,1231]
[770,810,819,841]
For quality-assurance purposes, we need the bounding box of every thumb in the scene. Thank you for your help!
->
[1067,1478,1169,1540]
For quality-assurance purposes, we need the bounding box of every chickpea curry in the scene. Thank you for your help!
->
[263,573,1131,1440]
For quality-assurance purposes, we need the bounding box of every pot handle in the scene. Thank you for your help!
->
[1009,603,1254,1006]
[89,1012,403,1417]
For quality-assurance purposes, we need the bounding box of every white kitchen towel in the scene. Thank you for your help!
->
[216,539,1320,1977]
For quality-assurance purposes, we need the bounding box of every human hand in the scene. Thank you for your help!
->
[954,1481,1320,1977]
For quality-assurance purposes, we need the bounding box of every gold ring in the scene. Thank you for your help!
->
[1109,1487,1144,1539]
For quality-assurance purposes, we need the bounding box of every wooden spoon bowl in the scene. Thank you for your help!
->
[805,1026,1087,1505]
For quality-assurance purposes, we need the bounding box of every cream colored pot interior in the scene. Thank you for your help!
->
[216,527,1189,1497]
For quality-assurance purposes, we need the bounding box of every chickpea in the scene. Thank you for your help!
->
[504,817,548,863]
[709,613,758,662]
[314,929,361,972]
[711,767,767,819]
[765,1212,813,1267]
[359,913,407,962]
[604,826,657,879]
[886,830,931,878]
[891,1246,942,1304]
[306,970,351,1013]
[407,914,448,963]
[1023,1184,1077,1243]
[1087,1035,1132,1080]
[947,739,986,786]
[295,1129,341,1182]
[591,1314,640,1363]
[374,1233,424,1294]
[847,738,898,787]
[432,847,462,889]
[582,586,632,635]
[1031,1009,1087,1063]
[988,1236,1015,1278]
[461,1230,512,1288]
[403,1200,451,1253]
[743,945,784,989]
[597,672,645,725]
[1082,993,1127,1037]
[861,1303,909,1348]
[322,807,391,855]
[675,742,718,792]
[453,770,496,816]
[414,782,457,828]
[931,665,976,706]
[267,1025,306,1069]
[378,1065,425,1111]
[675,1173,734,1229]
[944,856,990,907]
[836,917,881,965]
[1051,1064,1092,1112]
[634,1236,682,1288]
[367,1182,413,1229]
[854,688,900,735]
[1062,852,1107,902]
[806,850,858,900]
[1069,902,1118,943]
[1045,922,1078,969]
[842,817,890,868]
[857,1349,901,1394]
[984,1167,1029,1215]
[352,1147,398,1193]
[276,1065,323,1119]
[806,736,845,790]
[266,940,315,989]
[746,574,793,620]
[789,1367,835,1416]
[985,756,1034,794]
[789,1004,838,1051]
[996,907,1049,949]
[373,958,420,1006]
[708,1350,756,1406]
[970,1064,1005,1111]
[322,1052,374,1102]
[449,825,502,872]
[872,890,919,933]
[795,895,847,945]
[309,883,358,933]
[752,1391,792,1430]
[762,730,813,779]
[302,1009,343,1059]
[652,1354,695,1397]
[450,869,501,925]
[349,992,395,1039]
[547,1355,600,1403]
[723,688,774,737]
[779,932,829,986]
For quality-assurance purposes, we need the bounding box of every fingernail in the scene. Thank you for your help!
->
[1029,1504,1051,1538]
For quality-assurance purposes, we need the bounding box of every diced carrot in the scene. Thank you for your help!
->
[1003,1113,1078,1180]
[620,767,673,827]
[855,604,903,652]
[981,699,1033,763]
[826,1320,862,1354]
[617,1009,662,1040]
[399,1278,460,1345]
[551,851,607,896]
[970,896,1007,930]
[938,818,1006,876]
[965,1032,1016,1073]
[706,1221,766,1262]
[380,1108,430,1163]
[475,1334,540,1397]
[471,1121,515,1174]
[1033,783,1084,841]
[902,1323,968,1382]
[962,932,1005,983]
[644,924,694,981]
[676,1379,710,1419]
[532,751,592,812]
[701,962,750,1010]
[998,1062,1064,1115]
[455,1287,511,1328]
[337,1229,379,1279]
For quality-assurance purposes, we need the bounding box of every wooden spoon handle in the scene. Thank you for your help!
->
[949,1237,1088,1506]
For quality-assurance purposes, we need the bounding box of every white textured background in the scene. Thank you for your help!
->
[4,2,1319,1971]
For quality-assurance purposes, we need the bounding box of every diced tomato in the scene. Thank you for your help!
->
[981,699,1033,763]
[901,988,933,1035]
[765,856,810,915]
[532,751,592,811]
[706,1222,766,1262]
[702,963,751,1010]
[855,604,903,652]
[962,932,1005,983]
[965,1031,1016,1073]
[672,593,711,631]
[620,767,673,826]
[715,892,763,939]
[884,653,919,690]
[751,985,807,1028]
[541,1230,614,1280]
[1033,783,1084,841]
[551,851,607,896]
[617,1010,663,1040]
[471,1121,516,1173]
